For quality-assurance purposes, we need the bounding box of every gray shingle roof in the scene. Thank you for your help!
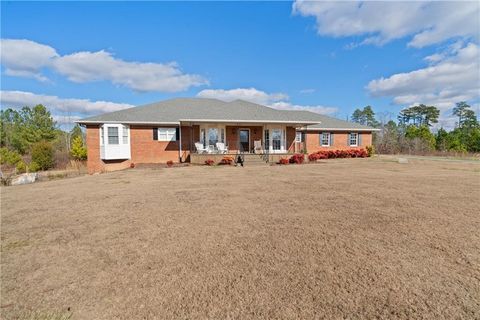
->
[78,98,376,130]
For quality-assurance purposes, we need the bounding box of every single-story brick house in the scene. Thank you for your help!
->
[78,98,377,173]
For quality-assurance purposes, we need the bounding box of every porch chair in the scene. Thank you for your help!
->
[195,142,208,154]
[254,140,262,154]
[216,142,229,154]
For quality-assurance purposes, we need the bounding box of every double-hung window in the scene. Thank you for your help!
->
[107,127,119,145]
[100,127,104,145]
[321,132,330,146]
[122,125,129,144]
[158,128,176,141]
[349,133,358,146]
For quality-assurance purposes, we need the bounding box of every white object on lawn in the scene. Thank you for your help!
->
[11,173,38,186]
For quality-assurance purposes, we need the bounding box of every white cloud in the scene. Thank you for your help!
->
[293,1,480,48]
[367,43,480,129]
[0,39,208,92]
[269,101,338,115]
[367,43,479,111]
[52,51,208,92]
[197,87,337,115]
[0,39,58,81]
[0,90,134,115]
[197,88,288,105]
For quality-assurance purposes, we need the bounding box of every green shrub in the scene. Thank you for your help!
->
[366,145,375,157]
[31,141,55,170]
[15,161,27,173]
[0,147,22,165]
[29,161,41,172]
[70,136,87,160]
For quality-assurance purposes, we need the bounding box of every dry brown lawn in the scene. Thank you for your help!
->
[1,156,480,319]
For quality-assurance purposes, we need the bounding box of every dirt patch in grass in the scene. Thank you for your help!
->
[1,158,480,319]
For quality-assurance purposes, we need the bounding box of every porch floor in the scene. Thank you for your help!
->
[189,152,293,164]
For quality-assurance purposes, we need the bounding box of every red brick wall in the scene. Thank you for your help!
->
[86,125,105,174]
[304,131,373,153]
[130,126,179,164]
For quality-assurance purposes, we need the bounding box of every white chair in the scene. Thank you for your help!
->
[216,142,228,154]
[254,140,262,154]
[195,142,208,154]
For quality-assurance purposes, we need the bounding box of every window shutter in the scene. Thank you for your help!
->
[319,133,322,146]
[347,133,351,146]
[175,127,180,141]
[153,128,158,140]
[330,133,334,146]
[358,133,362,146]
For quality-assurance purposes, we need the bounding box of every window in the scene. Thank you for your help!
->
[264,129,269,149]
[158,128,176,141]
[100,127,104,145]
[271,129,282,150]
[200,128,206,147]
[321,132,330,146]
[295,131,302,142]
[107,127,119,144]
[122,125,129,144]
[349,132,358,146]
[208,128,218,146]
[199,125,225,147]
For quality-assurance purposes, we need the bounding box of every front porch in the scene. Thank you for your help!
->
[180,122,306,162]
[189,152,294,165]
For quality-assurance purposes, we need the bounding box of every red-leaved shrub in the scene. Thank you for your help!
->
[308,149,368,161]
[219,156,234,165]
[166,160,174,167]
[278,158,289,165]
[289,153,305,164]
[205,159,215,166]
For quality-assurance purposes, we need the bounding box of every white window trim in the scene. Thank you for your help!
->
[199,124,226,147]
[321,132,330,147]
[158,127,177,142]
[107,126,119,145]
[349,132,358,147]
[100,126,104,146]
[99,123,131,160]
[295,131,302,143]
[101,124,131,145]
[264,124,286,153]
[122,125,129,144]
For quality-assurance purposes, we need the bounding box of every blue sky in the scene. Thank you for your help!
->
[1,1,479,129]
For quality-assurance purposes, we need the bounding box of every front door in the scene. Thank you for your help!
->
[239,129,250,152]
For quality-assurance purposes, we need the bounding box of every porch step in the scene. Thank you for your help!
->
[236,154,269,166]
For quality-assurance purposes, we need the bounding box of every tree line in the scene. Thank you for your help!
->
[0,105,87,173]
[351,102,480,154]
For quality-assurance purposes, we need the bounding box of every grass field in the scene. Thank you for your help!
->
[1,157,480,319]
